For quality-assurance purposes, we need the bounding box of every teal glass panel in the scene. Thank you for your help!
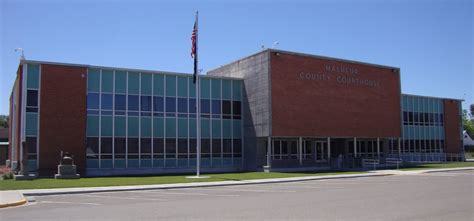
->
[178,118,188,138]
[114,159,126,168]
[403,126,408,138]
[153,159,164,167]
[212,120,221,138]
[233,158,242,166]
[201,158,211,167]
[189,119,196,137]
[233,120,242,138]
[177,77,188,97]
[439,100,444,113]
[212,158,222,166]
[115,71,127,93]
[222,80,231,100]
[165,76,176,96]
[223,120,232,138]
[165,118,176,137]
[189,159,196,167]
[177,159,188,167]
[87,116,99,137]
[128,159,139,168]
[27,64,40,89]
[114,117,126,137]
[141,159,152,168]
[141,117,152,138]
[25,113,38,136]
[28,160,37,171]
[127,117,139,137]
[402,96,407,111]
[86,159,99,168]
[87,68,100,92]
[153,117,164,137]
[141,73,152,95]
[153,74,164,96]
[101,116,113,137]
[232,81,242,100]
[200,78,210,98]
[101,70,113,93]
[128,72,140,94]
[165,159,176,167]
[223,158,232,166]
[211,79,221,99]
[201,119,210,138]
[189,78,196,97]
[101,160,113,168]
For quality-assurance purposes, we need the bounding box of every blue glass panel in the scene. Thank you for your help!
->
[141,73,152,95]
[212,120,221,137]
[189,78,196,97]
[115,71,127,93]
[233,158,242,166]
[166,118,176,137]
[128,117,139,137]
[166,97,176,113]
[87,116,99,136]
[233,120,241,138]
[28,160,37,171]
[128,72,140,94]
[153,117,164,137]
[114,159,126,168]
[101,70,114,93]
[177,98,187,113]
[114,117,126,137]
[128,95,139,111]
[212,158,221,166]
[141,159,152,168]
[178,118,188,138]
[141,117,152,137]
[101,159,113,168]
[177,76,188,97]
[165,159,176,167]
[200,78,210,98]
[189,119,196,138]
[189,99,196,113]
[232,81,242,100]
[222,120,232,138]
[177,159,188,167]
[101,116,113,137]
[87,69,100,92]
[212,100,221,114]
[201,158,211,167]
[153,159,164,167]
[86,159,99,168]
[141,96,152,112]
[201,119,210,138]
[211,79,221,99]
[153,74,164,96]
[223,158,232,166]
[222,80,231,100]
[115,95,126,110]
[201,99,210,114]
[165,75,176,96]
[87,93,100,109]
[153,96,164,112]
[27,64,40,89]
[101,94,113,110]
[128,159,140,168]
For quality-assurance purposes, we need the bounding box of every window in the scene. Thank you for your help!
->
[141,96,152,112]
[100,138,112,159]
[114,138,126,159]
[27,90,38,107]
[141,138,151,158]
[128,95,139,111]
[86,137,99,159]
[115,95,126,110]
[201,139,210,158]
[177,98,188,113]
[233,101,241,119]
[165,139,176,158]
[26,137,37,160]
[101,94,113,110]
[189,99,196,113]
[223,139,232,157]
[153,138,164,158]
[233,139,242,158]
[212,100,221,115]
[178,139,188,158]
[87,93,100,110]
[189,139,196,158]
[201,99,210,114]
[222,100,231,119]
[153,96,164,113]
[166,97,176,113]
[212,139,221,158]
[127,138,139,158]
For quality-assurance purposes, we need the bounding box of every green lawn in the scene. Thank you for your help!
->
[400,161,474,171]
[0,171,363,191]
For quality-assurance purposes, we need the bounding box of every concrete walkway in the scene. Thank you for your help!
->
[1,167,472,209]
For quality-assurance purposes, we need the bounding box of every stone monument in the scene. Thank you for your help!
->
[55,150,80,179]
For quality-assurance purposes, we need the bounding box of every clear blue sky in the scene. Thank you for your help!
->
[1,0,472,115]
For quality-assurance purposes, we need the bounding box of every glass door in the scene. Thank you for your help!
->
[315,141,327,162]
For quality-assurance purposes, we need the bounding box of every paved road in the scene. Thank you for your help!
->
[2,170,473,220]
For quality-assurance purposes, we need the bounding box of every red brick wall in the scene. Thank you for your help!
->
[443,100,462,154]
[39,64,87,176]
[271,52,401,138]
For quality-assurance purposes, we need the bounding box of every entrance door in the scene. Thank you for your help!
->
[315,141,328,162]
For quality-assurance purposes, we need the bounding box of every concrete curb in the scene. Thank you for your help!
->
[20,173,390,196]
[0,192,27,209]
[12,167,474,197]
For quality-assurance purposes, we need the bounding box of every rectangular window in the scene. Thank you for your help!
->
[141,138,152,158]
[141,96,152,112]
[201,139,210,158]
[178,139,188,158]
[166,97,176,113]
[233,139,242,158]
[189,99,196,113]
[223,139,232,157]
[87,93,100,110]
[101,94,113,110]
[177,98,188,113]
[101,138,113,159]
[26,137,37,159]
[222,100,231,119]
[212,139,221,158]
[128,95,139,111]
[114,138,126,159]
[233,101,241,119]
[115,94,126,111]
[165,138,176,158]
[189,139,197,158]
[127,138,139,158]
[27,90,38,107]
[86,137,99,159]
[201,99,210,114]
[212,100,221,115]
[153,138,164,158]
[153,96,164,113]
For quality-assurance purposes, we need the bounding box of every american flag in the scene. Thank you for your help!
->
[191,15,198,84]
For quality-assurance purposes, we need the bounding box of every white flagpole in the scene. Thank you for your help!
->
[195,11,201,177]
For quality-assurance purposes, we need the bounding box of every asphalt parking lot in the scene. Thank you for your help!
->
[2,170,473,220]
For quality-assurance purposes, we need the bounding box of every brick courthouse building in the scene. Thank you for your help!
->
[8,49,464,176]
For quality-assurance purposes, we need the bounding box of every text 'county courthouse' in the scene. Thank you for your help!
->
[8,49,464,176]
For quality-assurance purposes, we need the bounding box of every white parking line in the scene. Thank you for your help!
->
[150,191,239,197]
[196,188,297,193]
[40,200,101,206]
[84,194,165,201]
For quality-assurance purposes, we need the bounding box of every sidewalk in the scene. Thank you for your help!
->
[1,167,472,209]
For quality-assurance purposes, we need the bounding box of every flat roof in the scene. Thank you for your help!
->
[20,59,243,81]
[402,93,463,101]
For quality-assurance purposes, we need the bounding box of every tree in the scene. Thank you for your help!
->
[463,109,474,137]
[0,115,8,128]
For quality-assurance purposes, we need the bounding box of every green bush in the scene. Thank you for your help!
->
[2,172,13,180]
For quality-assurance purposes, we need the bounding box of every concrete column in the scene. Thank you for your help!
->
[377,138,380,158]
[327,137,331,160]
[266,136,272,167]
[398,138,401,156]
[298,137,303,166]
[353,137,357,157]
